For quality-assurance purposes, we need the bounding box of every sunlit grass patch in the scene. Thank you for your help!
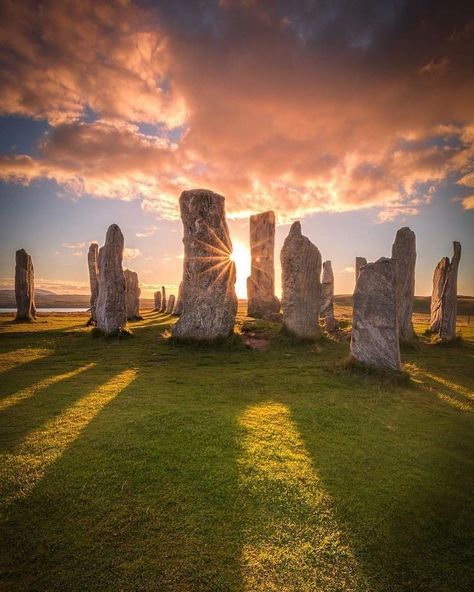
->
[0,348,52,373]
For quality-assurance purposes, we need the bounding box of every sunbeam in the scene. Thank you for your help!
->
[0,348,51,374]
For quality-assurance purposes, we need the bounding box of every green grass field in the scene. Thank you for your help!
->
[0,305,473,591]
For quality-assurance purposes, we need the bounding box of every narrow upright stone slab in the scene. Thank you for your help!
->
[159,286,167,313]
[154,290,161,311]
[439,242,461,342]
[281,222,322,339]
[174,281,184,316]
[172,189,237,340]
[124,269,141,320]
[247,211,280,319]
[95,224,127,335]
[320,260,338,333]
[351,257,400,370]
[430,242,461,341]
[355,257,367,284]
[15,249,35,321]
[166,294,176,315]
[87,243,99,325]
[391,227,416,341]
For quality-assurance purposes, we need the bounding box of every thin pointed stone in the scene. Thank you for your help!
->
[391,227,416,341]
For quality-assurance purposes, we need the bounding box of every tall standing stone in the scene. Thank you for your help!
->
[95,224,127,336]
[15,249,35,321]
[351,257,400,370]
[247,211,280,319]
[430,242,461,341]
[355,257,367,284]
[87,242,99,325]
[280,222,322,339]
[320,260,338,333]
[124,269,141,320]
[154,290,162,311]
[172,189,237,340]
[391,227,416,341]
[159,286,167,313]
[166,294,176,315]
[174,281,184,316]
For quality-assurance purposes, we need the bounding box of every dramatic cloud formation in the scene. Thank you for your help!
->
[0,0,473,221]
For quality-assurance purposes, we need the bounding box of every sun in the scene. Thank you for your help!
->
[230,241,251,299]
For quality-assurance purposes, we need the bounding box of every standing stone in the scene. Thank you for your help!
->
[95,224,127,336]
[280,222,322,339]
[154,290,162,311]
[355,257,367,284]
[124,269,141,320]
[15,249,35,321]
[391,227,416,341]
[351,257,400,370]
[174,281,184,316]
[247,211,280,319]
[172,189,237,340]
[430,242,461,341]
[166,294,176,315]
[87,243,99,325]
[320,260,338,333]
[159,286,167,313]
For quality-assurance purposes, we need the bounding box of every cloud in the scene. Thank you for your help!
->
[62,241,86,249]
[462,195,474,210]
[123,247,141,260]
[342,266,355,274]
[0,0,473,222]
[136,225,158,238]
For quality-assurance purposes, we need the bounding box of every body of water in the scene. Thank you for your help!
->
[0,308,89,313]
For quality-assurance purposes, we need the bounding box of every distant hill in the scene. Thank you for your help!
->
[334,294,474,315]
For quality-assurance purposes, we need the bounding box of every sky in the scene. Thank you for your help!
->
[0,0,473,298]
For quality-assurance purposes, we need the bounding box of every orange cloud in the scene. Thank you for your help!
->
[0,0,473,222]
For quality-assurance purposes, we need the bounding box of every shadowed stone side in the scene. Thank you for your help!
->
[351,257,400,370]
[391,227,416,341]
[154,290,161,311]
[166,294,176,315]
[320,260,338,333]
[430,242,461,341]
[87,243,99,325]
[355,257,367,285]
[159,286,167,313]
[281,222,322,339]
[172,189,237,340]
[124,269,141,320]
[96,224,127,336]
[15,249,35,321]
[247,211,280,319]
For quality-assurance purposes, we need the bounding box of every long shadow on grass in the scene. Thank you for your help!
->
[0,364,245,592]
[289,363,474,592]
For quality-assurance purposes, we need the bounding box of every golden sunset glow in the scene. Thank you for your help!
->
[231,241,252,299]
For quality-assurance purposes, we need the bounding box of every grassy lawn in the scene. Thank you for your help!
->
[0,305,473,591]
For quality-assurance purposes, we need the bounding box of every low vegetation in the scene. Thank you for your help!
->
[0,305,473,591]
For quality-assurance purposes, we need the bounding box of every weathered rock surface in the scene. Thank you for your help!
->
[15,248,35,321]
[159,286,167,313]
[430,242,461,341]
[172,189,237,340]
[351,257,400,370]
[174,281,184,316]
[154,290,161,311]
[320,260,338,332]
[247,211,280,319]
[281,222,322,339]
[391,227,416,341]
[96,224,127,335]
[355,257,367,284]
[87,243,99,325]
[166,294,176,315]
[124,269,141,320]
